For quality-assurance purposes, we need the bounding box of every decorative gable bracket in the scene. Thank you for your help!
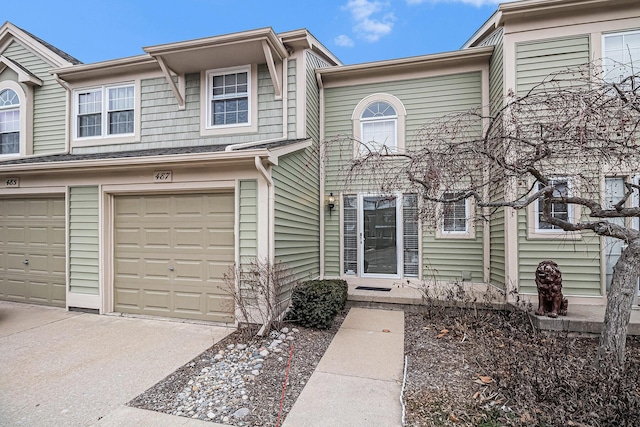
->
[154,55,186,110]
[262,40,282,99]
[0,55,43,86]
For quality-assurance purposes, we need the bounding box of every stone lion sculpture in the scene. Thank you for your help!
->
[534,260,568,318]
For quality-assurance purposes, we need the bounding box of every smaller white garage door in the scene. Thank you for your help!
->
[114,193,235,322]
[0,197,66,307]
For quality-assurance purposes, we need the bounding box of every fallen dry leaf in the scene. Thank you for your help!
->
[472,391,480,399]
[477,375,493,384]
[436,328,449,338]
[449,413,459,423]
[382,329,390,333]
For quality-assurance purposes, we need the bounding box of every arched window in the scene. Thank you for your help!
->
[0,88,20,155]
[352,93,406,156]
[360,101,397,153]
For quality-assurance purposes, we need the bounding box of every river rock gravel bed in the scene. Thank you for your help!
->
[129,312,345,426]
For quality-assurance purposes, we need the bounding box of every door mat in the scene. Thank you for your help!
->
[355,286,392,292]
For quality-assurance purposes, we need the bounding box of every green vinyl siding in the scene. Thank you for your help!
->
[287,59,297,138]
[2,41,66,154]
[516,35,590,95]
[485,29,504,115]
[68,186,99,295]
[423,231,484,283]
[306,51,332,142]
[323,71,483,277]
[274,149,320,295]
[517,210,601,296]
[73,64,283,154]
[239,180,258,262]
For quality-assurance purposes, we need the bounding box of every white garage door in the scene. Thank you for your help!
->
[0,197,66,307]
[114,193,235,322]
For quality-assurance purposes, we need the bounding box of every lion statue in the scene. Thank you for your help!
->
[534,260,568,318]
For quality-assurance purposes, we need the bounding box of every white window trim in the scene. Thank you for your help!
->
[436,193,476,239]
[201,65,258,137]
[0,81,30,158]
[72,82,138,144]
[602,29,640,83]
[528,177,581,239]
[352,93,406,157]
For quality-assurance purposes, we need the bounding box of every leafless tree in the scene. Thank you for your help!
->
[327,62,640,370]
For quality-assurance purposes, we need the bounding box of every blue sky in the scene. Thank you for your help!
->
[3,0,515,65]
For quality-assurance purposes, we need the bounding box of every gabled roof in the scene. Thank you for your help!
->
[0,21,81,68]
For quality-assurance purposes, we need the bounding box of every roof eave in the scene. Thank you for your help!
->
[0,149,272,174]
[317,46,493,82]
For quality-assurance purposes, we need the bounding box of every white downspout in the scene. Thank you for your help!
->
[53,73,72,155]
[255,155,274,263]
[317,72,326,278]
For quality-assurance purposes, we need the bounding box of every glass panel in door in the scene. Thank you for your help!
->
[361,195,398,276]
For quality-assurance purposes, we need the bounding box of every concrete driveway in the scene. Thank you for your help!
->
[0,301,234,426]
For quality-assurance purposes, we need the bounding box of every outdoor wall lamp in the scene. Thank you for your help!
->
[328,192,335,216]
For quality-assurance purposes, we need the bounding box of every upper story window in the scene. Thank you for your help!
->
[207,67,250,128]
[603,30,640,83]
[0,89,19,155]
[360,101,397,154]
[75,84,134,139]
[352,93,406,157]
[535,178,571,231]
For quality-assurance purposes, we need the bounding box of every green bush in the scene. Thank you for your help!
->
[285,279,348,329]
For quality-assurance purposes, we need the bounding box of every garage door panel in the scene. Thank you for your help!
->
[142,290,171,311]
[5,253,28,273]
[114,193,235,322]
[175,228,206,248]
[207,229,234,247]
[6,226,25,244]
[114,287,140,308]
[144,228,172,248]
[174,291,203,313]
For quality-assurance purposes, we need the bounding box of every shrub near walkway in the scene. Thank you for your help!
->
[404,307,640,426]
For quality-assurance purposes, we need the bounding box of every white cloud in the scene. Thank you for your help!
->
[406,0,517,6]
[335,34,355,47]
[343,0,396,43]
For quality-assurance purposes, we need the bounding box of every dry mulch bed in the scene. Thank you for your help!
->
[404,305,640,426]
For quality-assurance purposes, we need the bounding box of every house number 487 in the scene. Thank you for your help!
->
[153,171,172,182]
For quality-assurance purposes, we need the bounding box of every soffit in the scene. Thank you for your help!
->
[143,27,289,74]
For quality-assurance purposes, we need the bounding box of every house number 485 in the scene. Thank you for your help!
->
[5,178,19,187]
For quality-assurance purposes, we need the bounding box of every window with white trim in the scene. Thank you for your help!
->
[360,101,397,154]
[207,67,249,127]
[442,192,469,233]
[535,178,571,231]
[603,30,640,83]
[0,89,19,155]
[75,84,134,139]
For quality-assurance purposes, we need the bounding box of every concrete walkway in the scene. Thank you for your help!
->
[0,301,233,427]
[283,307,405,427]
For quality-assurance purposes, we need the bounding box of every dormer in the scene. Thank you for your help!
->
[0,21,80,158]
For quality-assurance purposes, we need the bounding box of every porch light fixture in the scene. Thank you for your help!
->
[328,192,335,216]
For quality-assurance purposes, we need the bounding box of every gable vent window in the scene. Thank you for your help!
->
[0,89,19,155]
